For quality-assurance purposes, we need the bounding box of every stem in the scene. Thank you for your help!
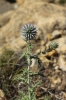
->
[27,41,31,100]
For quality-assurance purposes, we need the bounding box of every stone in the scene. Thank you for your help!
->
[38,54,52,68]
[0,11,13,28]
[57,44,66,54]
[51,30,62,40]
[0,0,15,14]
[59,54,66,71]
[63,30,66,35]
[0,1,66,53]
[49,76,61,84]
[16,0,24,5]
[0,89,6,100]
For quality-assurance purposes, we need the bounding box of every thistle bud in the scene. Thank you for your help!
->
[49,42,58,50]
[21,24,37,41]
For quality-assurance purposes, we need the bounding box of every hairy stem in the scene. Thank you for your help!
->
[27,41,31,100]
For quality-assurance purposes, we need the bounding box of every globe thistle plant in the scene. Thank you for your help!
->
[20,24,58,100]
[21,23,37,100]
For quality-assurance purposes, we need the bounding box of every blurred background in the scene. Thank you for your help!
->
[0,0,66,53]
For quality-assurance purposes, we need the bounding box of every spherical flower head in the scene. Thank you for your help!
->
[21,24,37,41]
[49,42,58,49]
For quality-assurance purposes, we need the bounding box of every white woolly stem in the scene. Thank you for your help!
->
[27,41,31,100]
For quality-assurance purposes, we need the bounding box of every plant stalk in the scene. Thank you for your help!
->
[27,41,31,100]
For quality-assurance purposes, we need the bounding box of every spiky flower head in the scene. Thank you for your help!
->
[21,24,37,41]
[49,42,58,50]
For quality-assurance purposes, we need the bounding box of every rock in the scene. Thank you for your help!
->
[16,0,49,5]
[58,74,66,90]
[49,76,61,84]
[38,54,52,68]
[46,50,57,57]
[0,1,66,52]
[48,0,55,3]
[57,44,66,54]
[16,0,24,5]
[0,0,15,14]
[51,30,62,40]
[16,0,61,5]
[47,0,66,4]
[0,89,6,100]
[59,54,66,71]
[30,58,40,73]
[63,30,66,35]
[0,11,13,28]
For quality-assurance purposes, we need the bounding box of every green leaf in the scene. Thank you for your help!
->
[19,52,28,60]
